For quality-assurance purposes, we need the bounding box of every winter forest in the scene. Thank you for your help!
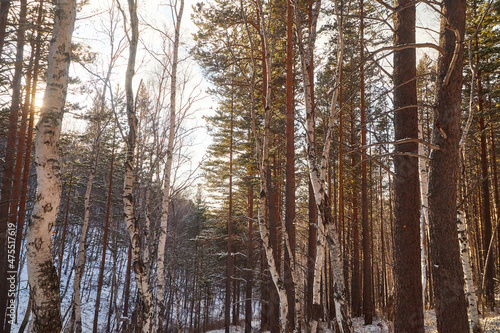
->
[1,0,500,332]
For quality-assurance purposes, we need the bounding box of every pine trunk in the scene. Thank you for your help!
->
[359,0,373,324]
[0,0,10,54]
[393,0,424,331]
[2,2,28,329]
[427,0,469,331]
[478,108,495,308]
[244,180,253,333]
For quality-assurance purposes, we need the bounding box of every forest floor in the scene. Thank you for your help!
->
[207,310,500,332]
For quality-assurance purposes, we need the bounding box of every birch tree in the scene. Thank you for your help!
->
[157,0,184,329]
[26,0,76,331]
[251,1,289,331]
[457,211,481,333]
[120,0,155,331]
[293,0,351,331]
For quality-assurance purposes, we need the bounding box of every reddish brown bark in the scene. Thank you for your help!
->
[245,178,253,333]
[0,0,10,54]
[350,109,361,317]
[392,0,424,331]
[427,0,469,331]
[478,110,494,308]
[359,0,373,324]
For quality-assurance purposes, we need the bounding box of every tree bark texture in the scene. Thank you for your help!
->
[478,110,495,309]
[26,0,76,331]
[427,0,469,331]
[158,1,183,330]
[284,0,296,330]
[393,0,424,331]
[121,0,154,331]
[359,0,373,324]
[0,1,27,329]
[457,211,482,333]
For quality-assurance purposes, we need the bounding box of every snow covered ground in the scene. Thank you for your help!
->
[206,311,500,332]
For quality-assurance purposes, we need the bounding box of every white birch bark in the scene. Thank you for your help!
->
[157,0,184,330]
[457,34,481,333]
[418,114,429,313]
[26,1,76,332]
[120,0,154,331]
[457,211,481,333]
[293,0,350,331]
[246,2,289,331]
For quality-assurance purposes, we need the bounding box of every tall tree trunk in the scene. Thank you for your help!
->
[1,1,28,329]
[418,113,429,313]
[72,103,104,333]
[359,0,373,324]
[477,84,494,308]
[351,113,361,318]
[225,88,234,333]
[284,0,296,330]
[490,123,500,269]
[157,1,184,330]
[245,180,253,333]
[0,0,10,55]
[307,181,318,322]
[252,1,289,331]
[26,0,76,331]
[16,0,44,291]
[58,173,73,283]
[392,0,424,331]
[295,0,350,330]
[93,134,115,333]
[427,0,469,331]
[457,208,481,333]
[121,0,154,331]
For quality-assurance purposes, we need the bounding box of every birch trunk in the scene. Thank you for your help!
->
[72,134,101,333]
[121,0,154,331]
[157,1,184,329]
[246,1,289,331]
[294,0,350,331]
[457,211,481,333]
[418,115,429,312]
[26,0,76,331]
